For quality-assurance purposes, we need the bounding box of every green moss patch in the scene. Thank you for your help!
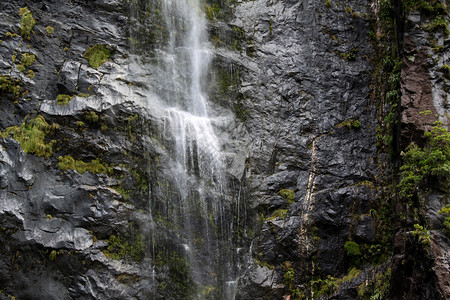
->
[19,7,36,39]
[0,75,22,98]
[278,189,295,204]
[3,115,55,158]
[17,53,36,73]
[58,155,112,174]
[56,94,73,105]
[83,44,111,69]
[336,118,361,129]
[265,208,288,221]
[45,26,54,35]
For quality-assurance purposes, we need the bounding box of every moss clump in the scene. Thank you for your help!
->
[0,75,22,98]
[17,53,36,73]
[19,7,36,39]
[3,115,55,158]
[83,44,111,69]
[56,94,73,105]
[45,26,54,35]
[339,48,359,61]
[336,118,361,129]
[266,208,288,221]
[278,189,295,204]
[103,234,144,261]
[344,241,361,256]
[325,0,332,8]
[58,155,113,174]
[84,111,99,123]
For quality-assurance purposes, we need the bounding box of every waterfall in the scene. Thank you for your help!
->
[133,0,239,298]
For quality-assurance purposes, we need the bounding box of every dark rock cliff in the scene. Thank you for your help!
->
[0,0,449,299]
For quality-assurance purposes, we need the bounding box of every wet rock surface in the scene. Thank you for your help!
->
[0,0,449,299]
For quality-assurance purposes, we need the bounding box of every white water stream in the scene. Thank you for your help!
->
[152,0,238,297]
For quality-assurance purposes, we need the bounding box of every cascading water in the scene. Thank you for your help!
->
[132,0,240,298]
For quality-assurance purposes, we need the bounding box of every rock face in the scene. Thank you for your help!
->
[0,0,449,300]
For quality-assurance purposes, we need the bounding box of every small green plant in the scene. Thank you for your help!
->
[58,155,113,174]
[17,53,36,72]
[49,250,57,261]
[278,189,295,204]
[399,121,450,199]
[103,234,144,261]
[385,89,400,104]
[19,7,36,39]
[325,0,332,8]
[83,44,111,69]
[388,73,401,89]
[56,94,73,105]
[284,266,295,290]
[45,26,54,34]
[345,6,352,14]
[112,185,131,200]
[3,115,55,158]
[438,204,450,237]
[412,224,431,246]
[382,56,395,71]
